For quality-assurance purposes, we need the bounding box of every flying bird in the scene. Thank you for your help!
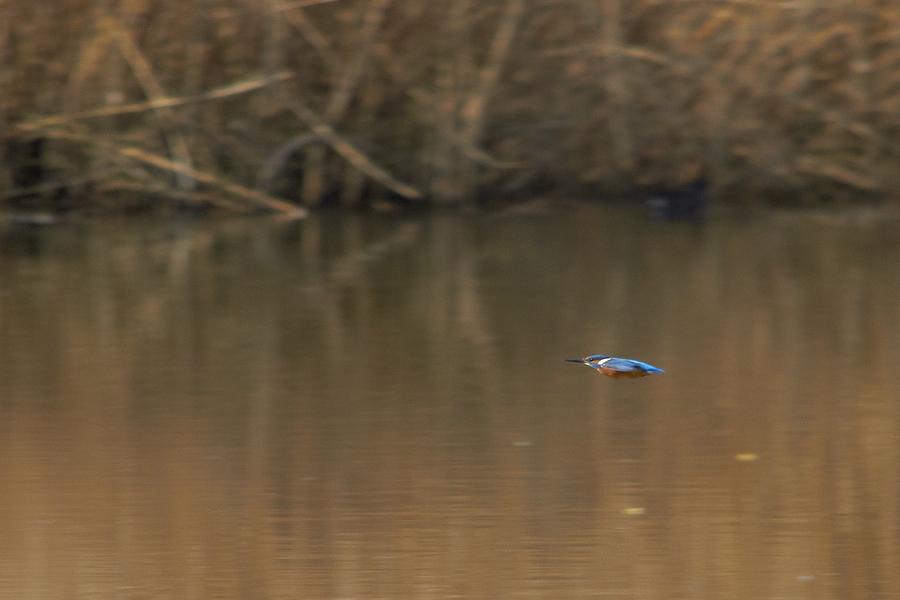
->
[566,354,664,379]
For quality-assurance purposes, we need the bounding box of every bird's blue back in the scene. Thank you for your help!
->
[590,357,664,373]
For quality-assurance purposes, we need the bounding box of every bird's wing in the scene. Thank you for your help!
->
[601,358,661,372]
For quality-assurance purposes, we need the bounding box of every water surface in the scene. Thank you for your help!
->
[1,203,898,599]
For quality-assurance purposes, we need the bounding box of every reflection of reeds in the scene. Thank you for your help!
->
[2,207,900,596]
[5,1,900,209]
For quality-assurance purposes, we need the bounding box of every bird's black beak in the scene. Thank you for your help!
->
[565,358,586,363]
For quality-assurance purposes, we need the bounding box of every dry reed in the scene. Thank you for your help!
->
[3,0,900,213]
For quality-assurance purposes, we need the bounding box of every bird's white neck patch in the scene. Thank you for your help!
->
[596,357,612,366]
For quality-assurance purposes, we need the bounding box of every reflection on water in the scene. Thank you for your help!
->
[0,204,899,599]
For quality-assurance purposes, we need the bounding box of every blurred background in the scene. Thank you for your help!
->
[1,1,900,599]
[4,0,900,209]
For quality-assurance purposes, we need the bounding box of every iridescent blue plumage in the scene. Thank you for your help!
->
[565,354,664,379]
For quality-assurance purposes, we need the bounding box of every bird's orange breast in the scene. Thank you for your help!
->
[598,367,651,379]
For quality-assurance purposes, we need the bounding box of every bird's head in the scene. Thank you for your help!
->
[565,354,610,365]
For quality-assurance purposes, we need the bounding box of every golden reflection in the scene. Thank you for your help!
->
[0,206,899,599]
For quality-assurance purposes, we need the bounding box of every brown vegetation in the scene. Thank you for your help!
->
[3,0,900,214]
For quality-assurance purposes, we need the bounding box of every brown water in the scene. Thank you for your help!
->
[0,202,898,599]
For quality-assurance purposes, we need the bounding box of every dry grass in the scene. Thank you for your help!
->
[3,0,900,213]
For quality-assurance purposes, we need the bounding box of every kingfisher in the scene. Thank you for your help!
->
[565,354,664,379]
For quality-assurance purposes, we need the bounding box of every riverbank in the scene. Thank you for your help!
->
[4,0,898,213]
